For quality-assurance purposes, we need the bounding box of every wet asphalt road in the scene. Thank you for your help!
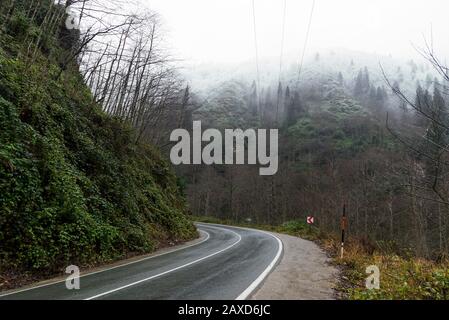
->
[0,224,282,300]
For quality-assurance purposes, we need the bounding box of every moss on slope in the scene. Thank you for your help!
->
[0,5,196,275]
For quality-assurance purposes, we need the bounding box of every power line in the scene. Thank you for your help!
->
[278,0,287,83]
[276,0,287,125]
[297,0,316,85]
[252,0,261,114]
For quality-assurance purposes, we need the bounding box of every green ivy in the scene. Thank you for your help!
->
[0,17,196,274]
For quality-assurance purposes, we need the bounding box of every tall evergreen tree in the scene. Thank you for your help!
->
[376,86,386,105]
[354,69,364,96]
[249,80,258,116]
[286,90,304,127]
[422,85,448,183]
[338,72,344,85]
[276,81,283,124]
[363,67,370,90]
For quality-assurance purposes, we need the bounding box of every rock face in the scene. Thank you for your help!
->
[252,232,338,300]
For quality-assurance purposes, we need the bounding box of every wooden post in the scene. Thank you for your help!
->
[340,204,347,259]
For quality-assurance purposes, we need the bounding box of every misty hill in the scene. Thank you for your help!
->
[186,48,437,102]
[185,49,440,157]
[181,47,447,259]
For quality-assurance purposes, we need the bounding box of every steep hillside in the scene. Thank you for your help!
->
[0,2,196,281]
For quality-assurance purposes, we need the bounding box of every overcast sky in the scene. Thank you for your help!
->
[140,0,449,65]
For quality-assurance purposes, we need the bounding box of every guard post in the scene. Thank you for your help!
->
[340,204,347,259]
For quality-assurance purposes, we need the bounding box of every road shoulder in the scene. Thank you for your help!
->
[0,230,207,296]
[251,232,338,300]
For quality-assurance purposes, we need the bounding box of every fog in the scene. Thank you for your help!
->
[141,0,449,65]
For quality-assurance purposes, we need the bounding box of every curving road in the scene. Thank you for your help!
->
[0,224,282,300]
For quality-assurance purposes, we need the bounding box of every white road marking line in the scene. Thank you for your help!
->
[197,223,284,300]
[0,229,210,298]
[236,230,283,300]
[84,226,242,300]
[2,224,282,300]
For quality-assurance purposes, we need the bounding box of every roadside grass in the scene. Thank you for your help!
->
[192,216,449,300]
[329,238,449,300]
